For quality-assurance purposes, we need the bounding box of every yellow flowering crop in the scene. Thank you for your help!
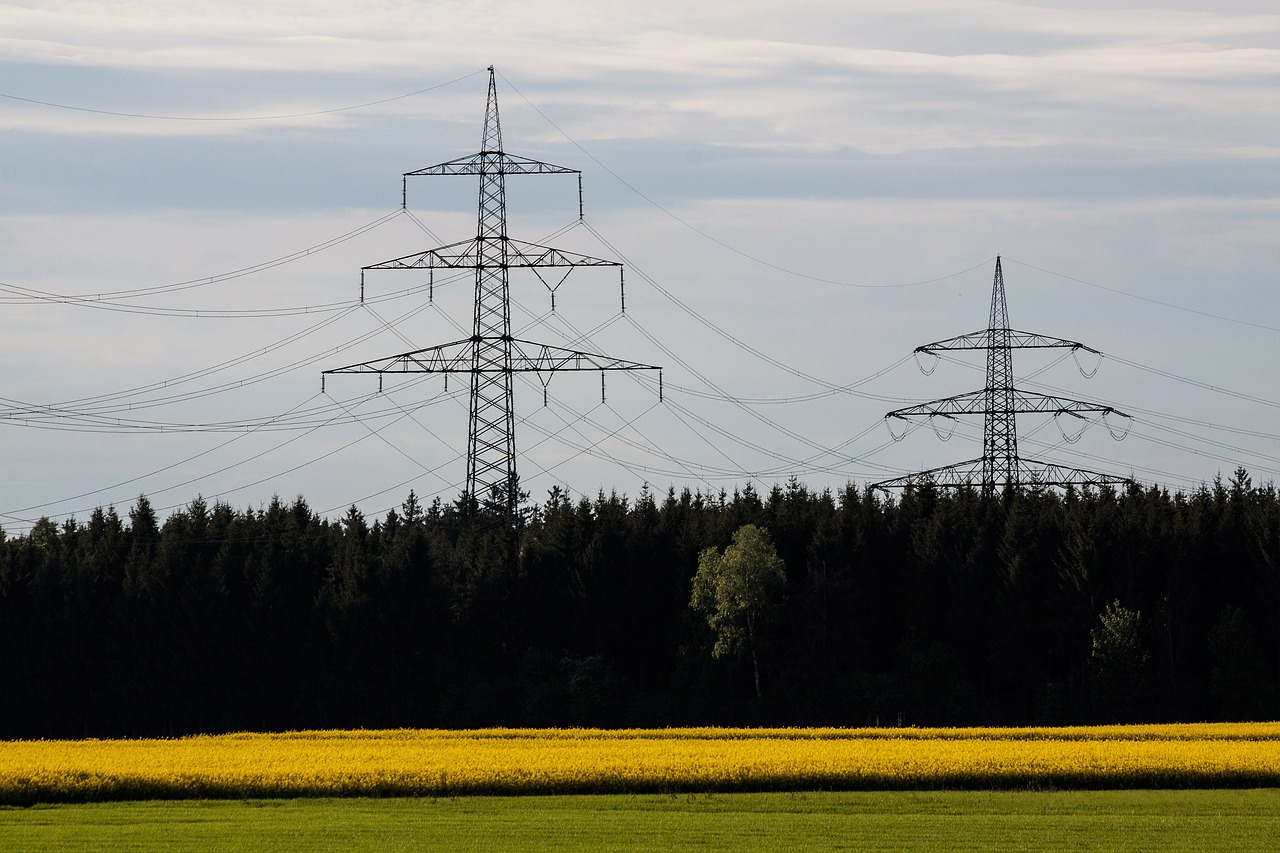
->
[1,724,1276,804]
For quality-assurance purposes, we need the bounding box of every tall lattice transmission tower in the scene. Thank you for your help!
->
[325,67,660,515]
[874,257,1133,492]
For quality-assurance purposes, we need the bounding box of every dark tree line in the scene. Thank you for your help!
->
[1,470,1276,738]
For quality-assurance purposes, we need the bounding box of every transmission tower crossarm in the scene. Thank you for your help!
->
[322,338,659,376]
[322,339,475,375]
[917,329,1100,354]
[886,390,986,419]
[1009,390,1125,417]
[405,152,579,177]
[872,457,1134,491]
[363,238,478,271]
[503,240,620,268]
[507,339,659,373]
[1013,459,1135,488]
[872,458,989,490]
[363,237,621,271]
[886,389,1125,419]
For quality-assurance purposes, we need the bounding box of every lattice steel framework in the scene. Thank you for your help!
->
[325,68,660,515]
[874,257,1133,492]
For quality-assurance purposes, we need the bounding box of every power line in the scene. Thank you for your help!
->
[0,392,333,522]
[1106,354,1279,410]
[1003,256,1279,334]
[1,389,390,527]
[521,283,912,481]
[0,209,407,306]
[500,74,1277,332]
[2,271,472,425]
[0,70,485,122]
[497,71,999,292]
[927,349,1279,465]
[511,244,919,480]
[1,221,636,429]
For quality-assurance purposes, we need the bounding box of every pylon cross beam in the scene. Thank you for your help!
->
[364,238,622,271]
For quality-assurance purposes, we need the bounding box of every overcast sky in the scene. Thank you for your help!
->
[1,1,1276,533]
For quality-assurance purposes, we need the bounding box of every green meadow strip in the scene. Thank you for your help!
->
[1,791,1279,853]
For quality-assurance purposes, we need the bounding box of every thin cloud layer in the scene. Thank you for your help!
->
[2,2,1275,156]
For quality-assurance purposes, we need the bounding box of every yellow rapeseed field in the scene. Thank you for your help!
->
[1,724,1277,803]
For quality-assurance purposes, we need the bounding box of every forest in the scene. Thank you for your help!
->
[0,470,1276,739]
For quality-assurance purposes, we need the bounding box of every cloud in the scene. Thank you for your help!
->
[0,2,1275,528]
[4,1,1274,69]
[2,1,1273,173]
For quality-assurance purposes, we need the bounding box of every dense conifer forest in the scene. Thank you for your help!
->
[1,470,1276,738]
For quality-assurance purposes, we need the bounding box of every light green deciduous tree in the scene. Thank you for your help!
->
[691,524,787,699]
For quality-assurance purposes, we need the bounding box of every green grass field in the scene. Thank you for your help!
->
[2,790,1277,852]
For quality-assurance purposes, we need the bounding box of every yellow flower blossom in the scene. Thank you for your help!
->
[0,724,1276,803]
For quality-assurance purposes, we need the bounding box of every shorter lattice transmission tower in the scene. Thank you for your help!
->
[324,67,661,515]
[874,257,1133,492]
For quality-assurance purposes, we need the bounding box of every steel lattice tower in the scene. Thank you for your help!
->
[874,257,1133,492]
[325,68,660,515]
[983,256,1017,487]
